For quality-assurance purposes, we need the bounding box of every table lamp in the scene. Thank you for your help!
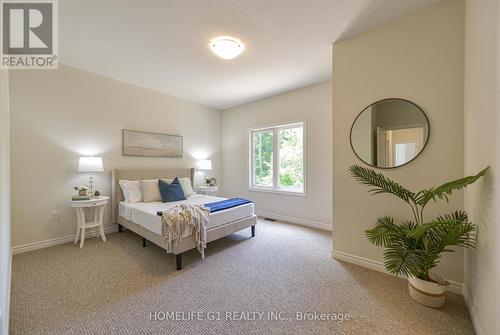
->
[197,159,212,185]
[78,156,104,197]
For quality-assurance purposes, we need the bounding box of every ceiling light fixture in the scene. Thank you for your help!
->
[209,36,244,60]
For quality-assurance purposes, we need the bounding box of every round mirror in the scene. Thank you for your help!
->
[350,98,430,168]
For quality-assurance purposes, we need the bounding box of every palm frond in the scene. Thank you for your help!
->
[349,165,415,203]
[415,167,489,207]
[436,210,468,223]
[408,221,441,241]
[433,212,476,249]
[409,211,476,249]
[399,220,418,231]
[365,216,399,246]
[383,241,425,277]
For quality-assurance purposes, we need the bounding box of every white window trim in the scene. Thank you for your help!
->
[247,120,307,197]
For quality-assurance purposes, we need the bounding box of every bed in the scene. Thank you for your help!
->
[111,168,257,270]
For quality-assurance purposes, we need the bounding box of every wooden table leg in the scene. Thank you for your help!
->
[74,208,82,244]
[78,208,86,248]
[98,204,106,242]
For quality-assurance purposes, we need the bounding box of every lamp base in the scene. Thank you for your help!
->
[88,172,94,197]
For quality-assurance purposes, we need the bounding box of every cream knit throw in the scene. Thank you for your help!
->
[160,204,209,258]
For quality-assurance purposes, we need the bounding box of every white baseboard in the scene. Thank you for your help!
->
[256,210,332,231]
[12,225,119,255]
[332,250,463,295]
[463,285,484,335]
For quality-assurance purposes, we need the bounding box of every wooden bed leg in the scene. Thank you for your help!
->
[142,238,146,247]
[251,225,255,237]
[118,224,123,233]
[176,254,183,271]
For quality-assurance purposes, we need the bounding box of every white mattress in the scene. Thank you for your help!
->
[118,194,254,236]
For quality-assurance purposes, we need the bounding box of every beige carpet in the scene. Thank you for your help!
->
[10,219,474,335]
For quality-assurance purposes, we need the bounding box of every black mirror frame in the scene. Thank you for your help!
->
[349,98,431,169]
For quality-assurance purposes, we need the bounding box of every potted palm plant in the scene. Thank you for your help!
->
[349,165,488,308]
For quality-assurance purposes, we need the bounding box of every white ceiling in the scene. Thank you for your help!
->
[60,0,439,109]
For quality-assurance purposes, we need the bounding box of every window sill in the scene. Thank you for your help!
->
[248,187,306,197]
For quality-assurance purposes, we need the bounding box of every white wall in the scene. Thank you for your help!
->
[332,0,466,284]
[222,82,332,230]
[463,0,499,334]
[0,69,11,335]
[9,65,222,248]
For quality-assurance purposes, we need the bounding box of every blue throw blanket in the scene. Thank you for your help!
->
[204,198,252,213]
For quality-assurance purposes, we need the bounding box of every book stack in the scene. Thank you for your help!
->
[72,195,91,201]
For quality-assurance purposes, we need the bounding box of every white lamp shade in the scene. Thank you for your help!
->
[78,157,104,172]
[197,159,212,170]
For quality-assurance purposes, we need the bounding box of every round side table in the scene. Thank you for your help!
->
[69,196,109,248]
[197,186,219,196]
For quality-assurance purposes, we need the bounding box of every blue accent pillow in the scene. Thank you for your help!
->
[158,177,187,203]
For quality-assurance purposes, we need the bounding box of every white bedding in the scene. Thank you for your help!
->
[118,194,254,236]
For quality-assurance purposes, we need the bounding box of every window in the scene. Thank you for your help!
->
[249,121,305,195]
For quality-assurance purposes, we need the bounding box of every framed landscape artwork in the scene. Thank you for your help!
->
[122,129,183,157]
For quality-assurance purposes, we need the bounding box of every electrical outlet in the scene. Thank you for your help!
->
[50,210,59,221]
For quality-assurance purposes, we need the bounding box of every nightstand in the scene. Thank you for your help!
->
[69,196,109,248]
[197,186,219,196]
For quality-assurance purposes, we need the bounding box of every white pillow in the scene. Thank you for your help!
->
[140,179,162,203]
[119,180,143,203]
[178,177,195,196]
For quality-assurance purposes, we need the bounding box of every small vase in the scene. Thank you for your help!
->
[79,190,87,196]
[408,276,449,308]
